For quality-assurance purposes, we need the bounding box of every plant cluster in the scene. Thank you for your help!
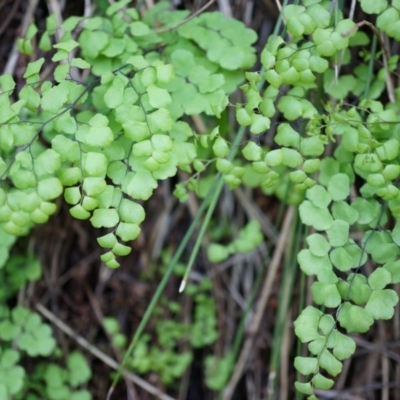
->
[0,253,92,399]
[104,273,218,386]
[0,0,256,269]
[232,0,400,397]
[1,0,400,398]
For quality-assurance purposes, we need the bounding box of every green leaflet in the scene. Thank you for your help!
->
[299,200,333,230]
[337,302,374,333]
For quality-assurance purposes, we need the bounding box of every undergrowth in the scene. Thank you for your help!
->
[1,0,400,398]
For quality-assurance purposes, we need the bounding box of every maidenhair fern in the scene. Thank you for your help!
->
[0,1,256,269]
[234,0,400,397]
[1,0,400,397]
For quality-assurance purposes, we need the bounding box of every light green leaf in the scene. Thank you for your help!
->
[64,187,81,205]
[83,177,106,196]
[151,134,173,152]
[216,159,233,173]
[383,260,400,283]
[294,381,313,395]
[23,58,45,79]
[106,0,130,15]
[344,242,367,268]
[54,113,77,135]
[306,185,332,209]
[147,85,172,108]
[337,302,374,333]
[212,137,229,158]
[306,234,331,257]
[391,220,400,246]
[294,306,324,342]
[368,268,392,290]
[41,84,69,113]
[342,126,358,152]
[274,123,300,148]
[359,0,388,14]
[250,114,270,134]
[156,64,175,83]
[319,158,340,186]
[317,269,338,284]
[351,198,378,224]
[34,149,61,176]
[75,196,95,214]
[308,337,326,355]
[67,351,92,386]
[116,222,141,241]
[118,199,145,224]
[330,247,354,272]
[18,84,40,111]
[365,289,398,320]
[332,332,356,360]
[70,58,91,69]
[326,220,349,247]
[318,314,335,334]
[207,244,230,263]
[311,282,341,308]
[84,152,108,177]
[299,200,333,230]
[331,201,359,224]
[53,39,79,52]
[130,21,151,36]
[147,108,173,133]
[370,243,399,264]
[126,171,157,200]
[294,356,318,375]
[104,77,125,109]
[242,141,263,161]
[69,204,90,220]
[90,208,119,228]
[281,148,303,168]
[277,95,302,120]
[318,349,343,376]
[300,136,324,156]
[264,149,283,166]
[97,233,117,249]
[312,373,334,390]
[112,242,132,256]
[349,275,371,305]
[236,108,252,126]
[297,249,332,275]
[0,73,16,92]
[354,153,383,173]
[37,177,63,201]
[0,96,16,124]
[57,167,82,186]
[328,174,350,201]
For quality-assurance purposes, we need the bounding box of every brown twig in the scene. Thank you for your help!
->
[3,0,39,74]
[222,207,295,400]
[36,303,176,400]
[342,20,396,102]
[155,0,216,34]
[84,284,138,400]
[0,0,22,36]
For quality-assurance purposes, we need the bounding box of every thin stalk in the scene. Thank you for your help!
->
[110,0,291,394]
[294,226,308,400]
[268,210,301,399]
[179,125,246,292]
[363,33,377,100]
[107,186,213,398]
[108,91,247,400]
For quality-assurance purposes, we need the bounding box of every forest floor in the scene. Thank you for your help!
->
[0,1,399,399]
